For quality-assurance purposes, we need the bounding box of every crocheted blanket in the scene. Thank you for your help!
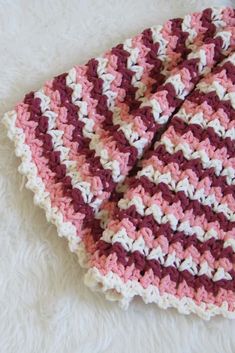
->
[3,6,235,320]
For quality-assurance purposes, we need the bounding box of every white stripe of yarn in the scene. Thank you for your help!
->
[117,192,224,242]
[66,67,124,183]
[34,89,104,212]
[160,135,235,185]
[138,164,234,221]
[176,109,235,141]
[100,223,231,282]
[101,226,217,279]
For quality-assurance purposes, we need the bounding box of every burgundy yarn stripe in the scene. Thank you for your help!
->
[213,60,235,84]
[24,84,123,237]
[23,92,96,225]
[171,116,234,158]
[112,208,234,262]
[200,8,217,39]
[147,144,235,196]
[97,239,235,294]
[84,53,156,169]
[85,56,139,168]
[37,29,193,203]
[52,73,116,193]
[128,175,234,232]
[142,18,190,93]
[7,9,235,320]
[187,89,235,120]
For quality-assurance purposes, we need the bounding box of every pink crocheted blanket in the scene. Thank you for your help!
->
[3,6,235,319]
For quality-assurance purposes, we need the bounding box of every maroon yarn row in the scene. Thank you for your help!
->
[147,144,235,196]
[129,175,234,231]
[97,239,235,294]
[114,207,233,263]
[171,116,234,158]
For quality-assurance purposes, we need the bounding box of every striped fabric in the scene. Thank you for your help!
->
[3,6,235,319]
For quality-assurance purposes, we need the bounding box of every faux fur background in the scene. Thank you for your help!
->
[1,0,235,352]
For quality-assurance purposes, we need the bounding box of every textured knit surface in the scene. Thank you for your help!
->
[4,5,235,318]
[1,0,235,352]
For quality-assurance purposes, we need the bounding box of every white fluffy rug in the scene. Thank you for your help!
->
[1,0,235,352]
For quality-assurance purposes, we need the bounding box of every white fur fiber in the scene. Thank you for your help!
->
[1,0,235,352]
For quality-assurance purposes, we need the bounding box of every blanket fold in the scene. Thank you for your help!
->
[3,6,235,319]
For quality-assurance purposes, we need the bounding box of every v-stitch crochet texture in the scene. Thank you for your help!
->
[3,6,235,320]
